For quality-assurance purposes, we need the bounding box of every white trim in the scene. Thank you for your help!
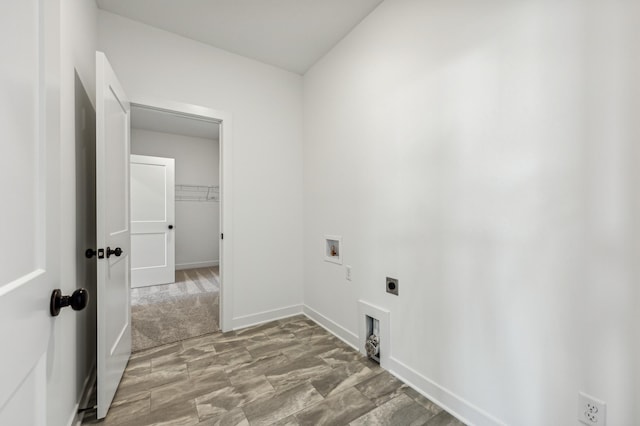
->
[323,235,343,264]
[129,96,233,332]
[387,357,506,426]
[302,305,358,349]
[175,260,219,270]
[357,300,390,369]
[303,304,506,426]
[69,365,96,426]
[232,305,303,330]
[218,116,233,332]
[129,96,227,123]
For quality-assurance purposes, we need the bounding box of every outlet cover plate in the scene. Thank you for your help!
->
[386,277,398,295]
[578,392,606,426]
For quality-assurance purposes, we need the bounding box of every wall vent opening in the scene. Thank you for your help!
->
[358,300,389,368]
[365,315,380,363]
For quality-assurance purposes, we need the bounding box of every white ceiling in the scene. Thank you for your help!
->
[131,106,220,140]
[96,0,384,74]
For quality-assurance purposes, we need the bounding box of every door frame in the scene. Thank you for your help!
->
[129,96,233,332]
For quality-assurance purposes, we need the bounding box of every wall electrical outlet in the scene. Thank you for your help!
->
[345,265,352,281]
[578,392,606,425]
[386,277,398,295]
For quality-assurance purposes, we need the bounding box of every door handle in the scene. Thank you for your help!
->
[106,247,123,258]
[50,288,89,316]
[168,225,174,230]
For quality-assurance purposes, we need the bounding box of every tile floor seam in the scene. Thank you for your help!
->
[83,315,466,426]
[132,267,220,352]
[293,384,370,418]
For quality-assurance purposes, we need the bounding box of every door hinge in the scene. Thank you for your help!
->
[220,233,224,240]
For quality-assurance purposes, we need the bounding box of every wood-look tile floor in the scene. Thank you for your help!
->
[82,315,466,426]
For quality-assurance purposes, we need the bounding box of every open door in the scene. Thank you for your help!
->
[96,51,132,419]
[0,1,56,424]
[130,154,176,287]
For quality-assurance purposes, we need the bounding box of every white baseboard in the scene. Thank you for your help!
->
[69,364,96,426]
[232,304,303,330]
[176,260,219,270]
[387,357,505,426]
[302,305,505,426]
[302,304,358,349]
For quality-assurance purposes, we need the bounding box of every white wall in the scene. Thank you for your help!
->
[99,11,304,323]
[131,129,220,269]
[303,1,640,425]
[48,0,98,425]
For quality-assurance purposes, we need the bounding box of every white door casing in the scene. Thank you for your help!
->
[96,51,132,419]
[0,0,58,424]
[130,97,233,332]
[130,154,175,288]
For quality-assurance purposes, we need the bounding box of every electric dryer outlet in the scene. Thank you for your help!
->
[386,277,398,295]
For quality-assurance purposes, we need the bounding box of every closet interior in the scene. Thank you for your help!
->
[129,105,221,351]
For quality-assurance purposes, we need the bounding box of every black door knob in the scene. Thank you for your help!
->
[85,248,97,258]
[50,288,89,317]
[168,225,174,230]
[106,247,123,258]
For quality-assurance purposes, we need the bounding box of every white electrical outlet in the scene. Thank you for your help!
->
[345,265,352,281]
[578,392,606,425]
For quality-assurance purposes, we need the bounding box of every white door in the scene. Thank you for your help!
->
[0,1,56,424]
[96,51,132,419]
[130,155,176,287]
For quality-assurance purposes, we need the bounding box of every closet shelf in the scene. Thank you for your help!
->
[175,184,219,202]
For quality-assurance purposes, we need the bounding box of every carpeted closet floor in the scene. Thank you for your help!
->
[131,266,220,351]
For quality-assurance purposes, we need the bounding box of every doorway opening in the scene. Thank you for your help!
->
[128,102,225,351]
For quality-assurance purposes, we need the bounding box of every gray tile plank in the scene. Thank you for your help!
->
[355,369,407,406]
[318,346,367,367]
[195,375,275,420]
[310,360,378,398]
[350,393,437,426]
[403,387,444,417]
[150,369,230,408]
[112,362,189,406]
[265,355,333,390]
[242,382,323,426]
[295,387,375,426]
[197,407,249,426]
[83,316,463,426]
[425,410,467,426]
